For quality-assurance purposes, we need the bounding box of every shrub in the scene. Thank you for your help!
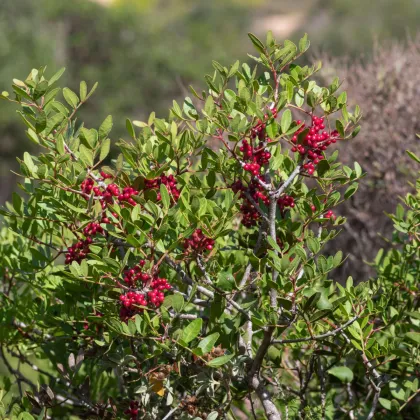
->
[0,32,418,419]
[317,36,420,282]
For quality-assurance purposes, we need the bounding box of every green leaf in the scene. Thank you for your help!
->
[86,82,98,100]
[99,138,111,161]
[23,152,36,173]
[79,81,87,101]
[406,150,420,163]
[56,135,65,154]
[26,128,40,145]
[163,294,184,312]
[389,381,406,401]
[281,109,292,133]
[354,162,362,178]
[18,413,35,420]
[79,145,93,167]
[35,111,47,133]
[206,412,219,420]
[405,332,420,345]
[182,319,202,343]
[379,398,391,410]
[204,95,215,117]
[207,353,234,367]
[298,33,310,53]
[247,33,265,54]
[160,184,170,210]
[99,115,113,139]
[344,183,358,199]
[12,192,23,214]
[198,333,220,355]
[62,87,79,108]
[336,120,345,137]
[217,270,235,292]
[352,125,361,138]
[13,85,32,101]
[126,118,136,138]
[49,67,66,86]
[328,366,353,383]
[307,237,320,254]
[304,292,321,311]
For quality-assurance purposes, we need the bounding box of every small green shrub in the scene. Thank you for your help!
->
[0,31,418,419]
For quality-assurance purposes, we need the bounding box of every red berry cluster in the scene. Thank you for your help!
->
[119,268,171,320]
[324,210,336,220]
[240,140,271,176]
[66,220,107,264]
[291,117,339,175]
[100,171,113,179]
[183,229,215,254]
[124,401,139,419]
[123,260,148,287]
[232,178,269,227]
[117,186,139,206]
[65,237,92,264]
[144,174,180,202]
[83,222,104,236]
[277,195,295,212]
[250,106,278,140]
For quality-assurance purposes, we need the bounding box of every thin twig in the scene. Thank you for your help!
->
[272,316,358,344]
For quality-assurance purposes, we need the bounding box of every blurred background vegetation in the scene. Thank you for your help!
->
[1,0,419,279]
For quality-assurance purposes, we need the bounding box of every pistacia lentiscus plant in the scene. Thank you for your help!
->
[0,32,418,420]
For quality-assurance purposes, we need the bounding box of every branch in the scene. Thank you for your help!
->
[268,162,303,306]
[247,326,281,420]
[366,389,380,420]
[163,255,214,299]
[243,191,269,223]
[196,257,251,320]
[162,405,179,420]
[272,316,358,344]
[249,376,282,420]
[272,163,303,199]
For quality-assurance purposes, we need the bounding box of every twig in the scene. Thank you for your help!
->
[162,405,179,420]
[318,358,326,420]
[196,257,251,320]
[366,389,380,420]
[163,256,214,299]
[272,316,358,344]
[272,163,303,199]
[243,191,269,223]
[247,327,282,420]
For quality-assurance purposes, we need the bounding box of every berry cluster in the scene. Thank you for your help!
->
[100,170,113,180]
[124,401,139,419]
[291,117,339,175]
[83,222,104,236]
[123,260,148,287]
[118,186,139,206]
[324,210,336,220]
[277,195,295,212]
[250,106,278,140]
[65,237,92,264]
[232,179,269,227]
[119,275,171,320]
[240,140,271,176]
[150,277,172,292]
[144,174,180,202]
[183,229,215,253]
[66,221,107,264]
[231,108,281,227]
